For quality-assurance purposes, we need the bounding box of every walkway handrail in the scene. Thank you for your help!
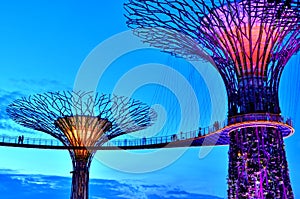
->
[0,113,292,148]
[228,113,291,125]
[0,135,63,147]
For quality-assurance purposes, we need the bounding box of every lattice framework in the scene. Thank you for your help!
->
[6,91,156,199]
[125,0,299,115]
[124,0,299,198]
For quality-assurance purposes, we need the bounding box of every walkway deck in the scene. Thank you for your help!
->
[0,113,294,150]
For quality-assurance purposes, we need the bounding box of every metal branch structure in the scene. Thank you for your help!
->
[6,91,156,199]
[124,0,299,198]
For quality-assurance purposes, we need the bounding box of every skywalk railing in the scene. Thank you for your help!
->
[228,113,292,125]
[0,113,292,148]
[0,135,63,147]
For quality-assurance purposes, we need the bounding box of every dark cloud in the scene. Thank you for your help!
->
[0,89,35,136]
[0,78,70,135]
[0,89,23,120]
[0,169,19,174]
[0,173,70,199]
[0,172,224,199]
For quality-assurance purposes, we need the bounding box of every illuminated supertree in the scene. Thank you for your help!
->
[6,91,156,199]
[124,0,299,198]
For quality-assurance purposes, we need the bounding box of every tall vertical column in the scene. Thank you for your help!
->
[227,126,294,199]
[123,0,298,196]
[71,159,90,199]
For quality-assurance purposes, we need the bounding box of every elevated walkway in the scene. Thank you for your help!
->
[0,113,294,150]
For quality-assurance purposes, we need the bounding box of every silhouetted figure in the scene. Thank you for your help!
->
[232,104,237,115]
[21,135,24,144]
[198,127,202,137]
[213,121,220,131]
[171,134,177,141]
[17,136,21,144]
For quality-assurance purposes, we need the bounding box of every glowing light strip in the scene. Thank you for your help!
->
[172,120,294,146]
[225,120,294,137]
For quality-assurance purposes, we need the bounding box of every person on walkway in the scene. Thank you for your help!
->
[21,135,24,144]
[198,127,202,137]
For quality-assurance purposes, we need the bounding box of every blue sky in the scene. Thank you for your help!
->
[0,1,299,198]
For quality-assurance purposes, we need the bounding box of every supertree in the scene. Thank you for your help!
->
[6,91,156,199]
[124,0,299,198]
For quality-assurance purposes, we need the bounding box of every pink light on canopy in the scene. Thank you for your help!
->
[202,1,290,77]
[225,24,274,76]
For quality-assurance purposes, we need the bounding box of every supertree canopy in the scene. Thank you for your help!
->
[124,0,299,198]
[6,91,156,199]
[125,0,299,115]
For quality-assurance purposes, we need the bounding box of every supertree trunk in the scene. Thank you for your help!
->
[226,76,294,198]
[228,127,294,199]
[123,0,298,198]
[6,91,156,199]
[71,159,90,199]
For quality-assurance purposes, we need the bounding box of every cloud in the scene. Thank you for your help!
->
[0,173,70,199]
[9,78,71,92]
[0,89,23,120]
[0,79,70,136]
[0,169,19,174]
[0,78,71,121]
[0,78,72,136]
[0,89,38,136]
[0,120,38,137]
[89,178,224,199]
[0,172,224,199]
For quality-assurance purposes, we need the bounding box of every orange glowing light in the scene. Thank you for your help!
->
[55,115,112,158]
